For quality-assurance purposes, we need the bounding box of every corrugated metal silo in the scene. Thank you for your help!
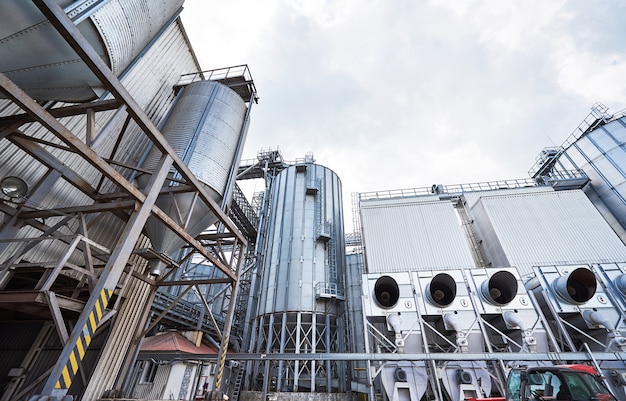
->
[137,80,248,275]
[555,114,626,234]
[250,162,346,393]
[0,0,184,102]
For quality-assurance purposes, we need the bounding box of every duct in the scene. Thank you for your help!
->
[425,273,456,307]
[503,310,527,330]
[375,275,400,308]
[552,267,597,305]
[443,312,469,352]
[479,270,518,306]
[443,312,463,332]
[387,314,404,351]
[582,310,615,330]
[615,274,626,296]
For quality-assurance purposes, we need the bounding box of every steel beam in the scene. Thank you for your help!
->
[136,351,626,363]
[41,154,174,395]
[33,0,246,245]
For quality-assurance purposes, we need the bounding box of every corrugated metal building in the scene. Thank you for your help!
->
[360,196,476,272]
[355,179,626,401]
[464,188,626,276]
[0,2,252,400]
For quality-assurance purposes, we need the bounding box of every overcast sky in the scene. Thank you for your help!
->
[181,0,626,231]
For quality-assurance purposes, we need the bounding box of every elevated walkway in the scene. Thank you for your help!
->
[175,64,258,103]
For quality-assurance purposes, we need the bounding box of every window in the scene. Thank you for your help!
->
[142,361,158,383]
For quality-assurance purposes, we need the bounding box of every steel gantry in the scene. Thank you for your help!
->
[0,1,248,399]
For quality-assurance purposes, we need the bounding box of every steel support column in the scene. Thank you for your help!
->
[43,153,173,396]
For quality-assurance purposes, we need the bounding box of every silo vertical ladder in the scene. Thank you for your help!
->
[231,364,245,401]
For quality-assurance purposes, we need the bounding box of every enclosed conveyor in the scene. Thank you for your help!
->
[0,0,183,102]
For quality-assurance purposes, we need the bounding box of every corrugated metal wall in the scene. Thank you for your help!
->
[0,17,202,400]
[359,196,476,272]
[466,188,626,276]
[0,18,199,270]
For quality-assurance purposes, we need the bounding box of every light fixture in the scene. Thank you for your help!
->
[1,176,28,199]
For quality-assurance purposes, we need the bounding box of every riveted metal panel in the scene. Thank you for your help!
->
[359,196,476,273]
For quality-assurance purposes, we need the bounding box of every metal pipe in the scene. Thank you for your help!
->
[480,270,518,306]
[374,275,400,308]
[615,274,626,296]
[582,309,615,330]
[426,273,457,307]
[503,311,527,331]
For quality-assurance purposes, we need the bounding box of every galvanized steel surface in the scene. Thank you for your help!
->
[256,163,345,315]
[0,0,184,102]
[138,80,247,259]
[467,188,626,276]
[359,196,476,272]
[0,20,200,269]
[558,117,626,232]
[141,80,247,198]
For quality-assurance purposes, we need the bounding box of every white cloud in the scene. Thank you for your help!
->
[181,0,626,231]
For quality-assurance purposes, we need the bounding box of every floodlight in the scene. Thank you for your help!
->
[1,176,28,199]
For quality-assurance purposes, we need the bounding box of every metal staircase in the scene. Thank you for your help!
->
[230,364,245,401]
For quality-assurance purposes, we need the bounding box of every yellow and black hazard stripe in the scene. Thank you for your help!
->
[55,288,113,389]
[214,337,229,389]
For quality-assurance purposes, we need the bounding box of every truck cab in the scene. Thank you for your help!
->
[506,365,617,401]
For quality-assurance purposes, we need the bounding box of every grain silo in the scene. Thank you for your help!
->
[0,0,184,102]
[529,103,626,242]
[245,161,347,395]
[137,80,249,276]
[0,2,253,399]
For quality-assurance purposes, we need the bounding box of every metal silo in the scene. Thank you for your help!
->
[137,80,248,276]
[249,161,346,393]
[0,0,184,102]
[530,104,626,239]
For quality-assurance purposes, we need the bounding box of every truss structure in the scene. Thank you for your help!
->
[0,0,247,398]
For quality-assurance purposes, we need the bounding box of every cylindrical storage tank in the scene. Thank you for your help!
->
[556,115,626,233]
[137,80,247,275]
[250,163,346,393]
[0,0,184,102]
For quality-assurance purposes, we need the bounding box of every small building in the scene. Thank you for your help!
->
[128,331,219,400]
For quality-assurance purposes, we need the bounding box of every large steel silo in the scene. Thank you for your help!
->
[249,162,346,393]
[539,105,626,237]
[0,0,184,102]
[137,80,248,275]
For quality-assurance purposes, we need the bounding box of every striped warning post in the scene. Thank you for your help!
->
[214,337,229,389]
[55,288,113,389]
